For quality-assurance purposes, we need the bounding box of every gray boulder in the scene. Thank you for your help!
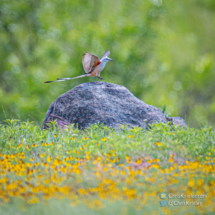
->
[43,82,186,129]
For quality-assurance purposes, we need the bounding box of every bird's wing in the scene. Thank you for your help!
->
[100,50,110,61]
[82,52,100,74]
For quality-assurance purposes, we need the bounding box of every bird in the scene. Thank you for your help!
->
[44,50,112,83]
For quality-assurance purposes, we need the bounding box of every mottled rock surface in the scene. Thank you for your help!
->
[43,82,187,129]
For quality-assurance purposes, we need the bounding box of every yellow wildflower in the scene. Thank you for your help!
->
[25,145,31,151]
[129,135,134,138]
[86,155,91,161]
[27,196,39,204]
[168,155,174,163]
[188,179,195,187]
[47,156,52,163]
[40,153,46,158]
[197,179,204,187]
[34,162,39,166]
[103,167,108,172]
[156,142,162,146]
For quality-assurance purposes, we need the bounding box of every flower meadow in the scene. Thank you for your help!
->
[0,120,215,215]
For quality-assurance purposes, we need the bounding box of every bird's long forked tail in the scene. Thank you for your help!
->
[44,74,90,83]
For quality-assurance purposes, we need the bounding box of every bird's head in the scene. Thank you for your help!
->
[103,57,113,62]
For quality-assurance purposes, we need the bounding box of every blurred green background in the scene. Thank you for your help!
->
[0,0,215,128]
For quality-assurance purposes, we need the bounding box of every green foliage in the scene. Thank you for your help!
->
[0,121,215,214]
[0,0,215,127]
[1,120,214,163]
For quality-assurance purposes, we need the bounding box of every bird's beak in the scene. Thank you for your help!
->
[107,57,113,61]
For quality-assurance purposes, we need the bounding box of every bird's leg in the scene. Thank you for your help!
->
[97,72,104,80]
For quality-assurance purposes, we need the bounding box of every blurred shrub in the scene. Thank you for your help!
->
[0,0,215,127]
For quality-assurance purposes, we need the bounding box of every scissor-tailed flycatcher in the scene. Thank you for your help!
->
[44,50,112,83]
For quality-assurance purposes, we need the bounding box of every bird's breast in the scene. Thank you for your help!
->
[98,61,106,72]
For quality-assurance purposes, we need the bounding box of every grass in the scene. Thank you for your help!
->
[0,119,215,214]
